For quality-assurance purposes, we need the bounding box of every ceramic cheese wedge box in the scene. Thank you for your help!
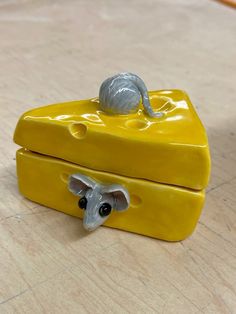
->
[14,73,211,241]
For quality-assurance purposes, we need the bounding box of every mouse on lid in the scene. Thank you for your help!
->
[99,72,164,118]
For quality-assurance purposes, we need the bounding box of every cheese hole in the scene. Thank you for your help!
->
[69,123,87,139]
[130,194,142,207]
[61,173,69,183]
[125,119,148,130]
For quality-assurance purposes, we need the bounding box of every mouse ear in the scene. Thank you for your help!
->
[102,184,130,211]
[68,174,96,196]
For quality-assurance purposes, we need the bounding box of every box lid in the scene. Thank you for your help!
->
[14,90,211,190]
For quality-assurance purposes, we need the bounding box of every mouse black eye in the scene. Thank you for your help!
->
[99,203,112,217]
[78,197,87,209]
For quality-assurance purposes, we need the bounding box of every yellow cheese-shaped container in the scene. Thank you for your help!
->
[14,89,211,241]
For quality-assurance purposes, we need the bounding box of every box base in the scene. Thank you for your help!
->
[16,149,205,241]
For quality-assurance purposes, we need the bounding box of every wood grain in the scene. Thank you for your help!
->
[0,0,235,313]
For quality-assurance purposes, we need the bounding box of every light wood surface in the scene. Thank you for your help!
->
[0,1,236,313]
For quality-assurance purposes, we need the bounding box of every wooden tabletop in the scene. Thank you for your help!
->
[0,1,235,313]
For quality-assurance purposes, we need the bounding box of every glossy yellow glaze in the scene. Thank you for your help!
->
[14,90,211,190]
[16,149,205,241]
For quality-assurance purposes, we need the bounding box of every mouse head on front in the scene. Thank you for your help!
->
[68,174,130,231]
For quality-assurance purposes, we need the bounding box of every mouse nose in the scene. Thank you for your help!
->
[83,222,97,232]
[82,213,98,231]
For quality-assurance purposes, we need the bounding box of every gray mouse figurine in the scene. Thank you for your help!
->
[99,72,163,117]
[69,174,130,231]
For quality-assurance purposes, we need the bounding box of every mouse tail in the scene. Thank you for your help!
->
[120,72,163,118]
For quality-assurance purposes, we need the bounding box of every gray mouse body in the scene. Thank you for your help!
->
[99,72,163,117]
